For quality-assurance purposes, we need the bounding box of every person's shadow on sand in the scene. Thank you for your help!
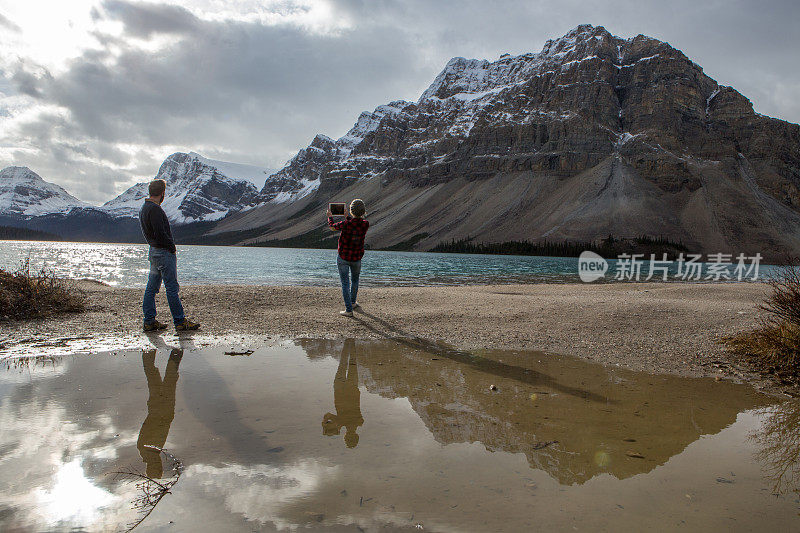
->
[322,339,364,448]
[352,307,609,403]
[137,348,182,478]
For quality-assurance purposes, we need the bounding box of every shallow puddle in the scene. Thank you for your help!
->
[1,338,799,531]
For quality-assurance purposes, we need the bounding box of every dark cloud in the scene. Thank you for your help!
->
[10,61,52,98]
[10,70,43,98]
[99,0,200,38]
[0,13,21,33]
[6,108,153,201]
[1,0,798,204]
[31,2,426,165]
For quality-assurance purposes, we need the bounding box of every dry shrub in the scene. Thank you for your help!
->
[726,264,800,383]
[0,259,87,320]
[752,400,800,495]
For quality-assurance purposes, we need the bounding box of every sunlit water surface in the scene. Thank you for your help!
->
[0,240,778,287]
[1,339,799,532]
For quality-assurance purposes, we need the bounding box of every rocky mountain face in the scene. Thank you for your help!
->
[217,24,800,259]
[103,152,268,224]
[0,166,89,216]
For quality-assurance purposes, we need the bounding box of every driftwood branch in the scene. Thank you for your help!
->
[108,446,183,532]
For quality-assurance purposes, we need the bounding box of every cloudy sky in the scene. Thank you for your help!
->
[0,0,798,204]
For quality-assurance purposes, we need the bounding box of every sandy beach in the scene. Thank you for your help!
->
[0,281,775,385]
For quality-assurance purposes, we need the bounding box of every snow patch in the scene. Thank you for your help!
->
[449,86,508,102]
[187,152,275,184]
[705,88,721,116]
[615,132,641,148]
[620,54,661,68]
[270,178,320,204]
[560,55,600,69]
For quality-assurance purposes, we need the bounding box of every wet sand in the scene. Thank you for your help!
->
[1,281,772,385]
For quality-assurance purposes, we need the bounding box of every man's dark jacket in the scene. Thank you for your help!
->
[139,200,176,254]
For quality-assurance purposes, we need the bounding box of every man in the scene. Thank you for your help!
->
[140,179,200,331]
[327,199,369,317]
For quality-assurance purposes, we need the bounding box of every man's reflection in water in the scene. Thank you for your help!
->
[322,339,364,448]
[137,348,182,478]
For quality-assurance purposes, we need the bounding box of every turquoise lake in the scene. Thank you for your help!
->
[0,240,776,288]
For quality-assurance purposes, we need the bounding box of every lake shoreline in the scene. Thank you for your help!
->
[1,280,790,395]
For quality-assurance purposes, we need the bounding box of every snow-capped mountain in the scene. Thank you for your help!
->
[261,100,410,202]
[0,166,90,216]
[256,26,638,202]
[102,152,269,224]
[214,24,800,259]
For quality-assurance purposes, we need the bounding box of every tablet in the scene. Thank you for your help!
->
[329,203,346,216]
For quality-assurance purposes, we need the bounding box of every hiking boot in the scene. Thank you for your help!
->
[340,311,354,317]
[143,319,168,332]
[352,302,361,310]
[176,318,201,331]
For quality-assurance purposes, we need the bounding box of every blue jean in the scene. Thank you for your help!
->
[337,256,361,313]
[143,247,185,326]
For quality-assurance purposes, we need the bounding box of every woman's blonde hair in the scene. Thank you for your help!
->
[350,198,366,218]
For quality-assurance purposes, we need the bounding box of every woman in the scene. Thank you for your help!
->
[327,199,369,317]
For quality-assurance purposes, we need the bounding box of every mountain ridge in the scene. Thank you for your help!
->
[207,24,800,260]
[0,151,275,224]
[0,151,279,242]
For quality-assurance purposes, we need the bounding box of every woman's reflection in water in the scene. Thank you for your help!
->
[322,339,364,448]
[137,348,182,478]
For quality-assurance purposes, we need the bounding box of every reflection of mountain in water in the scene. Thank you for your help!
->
[298,338,772,485]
